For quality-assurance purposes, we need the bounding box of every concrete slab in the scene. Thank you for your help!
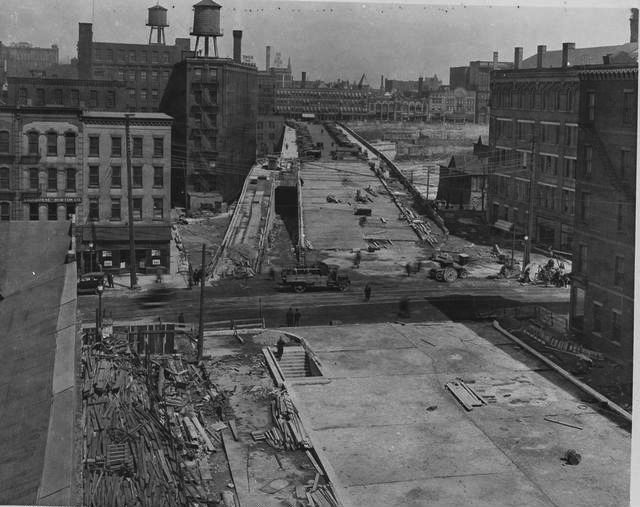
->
[286,322,630,507]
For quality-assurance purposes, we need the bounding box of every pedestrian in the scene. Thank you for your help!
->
[193,268,200,287]
[276,336,285,360]
[268,266,276,281]
[405,262,412,276]
[294,308,301,327]
[354,250,361,268]
[286,307,294,327]
[398,296,410,318]
[107,272,114,288]
[364,283,371,302]
[178,312,185,324]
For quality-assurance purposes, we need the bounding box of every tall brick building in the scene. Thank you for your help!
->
[570,65,637,369]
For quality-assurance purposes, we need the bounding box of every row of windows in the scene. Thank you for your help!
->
[493,88,576,112]
[591,303,623,343]
[87,165,164,188]
[576,246,626,291]
[494,120,578,147]
[0,167,77,191]
[88,135,164,158]
[19,131,77,157]
[87,197,164,221]
[94,47,172,64]
[127,88,160,102]
[584,90,636,125]
[17,88,117,108]
[493,175,576,216]
[96,68,169,82]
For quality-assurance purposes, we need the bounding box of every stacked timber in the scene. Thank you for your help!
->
[264,389,311,450]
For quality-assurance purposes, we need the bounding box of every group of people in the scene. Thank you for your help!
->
[286,307,302,327]
[188,265,204,288]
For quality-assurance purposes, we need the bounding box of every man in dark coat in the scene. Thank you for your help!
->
[294,309,301,327]
[286,307,294,327]
[364,283,371,302]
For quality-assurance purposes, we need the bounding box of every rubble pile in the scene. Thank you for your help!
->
[81,333,228,507]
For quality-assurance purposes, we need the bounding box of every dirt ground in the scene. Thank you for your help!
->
[176,212,233,270]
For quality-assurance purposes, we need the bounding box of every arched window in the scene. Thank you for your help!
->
[0,131,9,153]
[0,167,9,189]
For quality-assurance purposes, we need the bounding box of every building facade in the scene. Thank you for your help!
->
[256,115,285,157]
[160,55,258,206]
[0,42,59,84]
[570,65,637,367]
[77,21,191,112]
[274,88,370,121]
[78,112,173,274]
[368,98,429,121]
[427,87,476,122]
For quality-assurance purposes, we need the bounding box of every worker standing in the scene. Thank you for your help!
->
[294,309,301,327]
[364,283,371,302]
[286,307,294,327]
[405,262,412,276]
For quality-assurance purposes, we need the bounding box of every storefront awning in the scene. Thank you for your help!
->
[80,224,171,244]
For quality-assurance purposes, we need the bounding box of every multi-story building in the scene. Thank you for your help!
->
[274,88,370,121]
[76,9,191,112]
[570,65,636,368]
[368,97,429,121]
[487,35,637,252]
[256,116,285,157]
[0,41,59,84]
[78,112,173,274]
[427,87,476,122]
[160,36,258,206]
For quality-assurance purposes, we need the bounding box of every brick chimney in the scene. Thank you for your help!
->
[492,51,499,68]
[266,46,271,71]
[631,8,638,43]
[380,75,384,91]
[536,45,547,69]
[514,47,523,70]
[232,31,242,63]
[301,71,306,88]
[418,77,424,96]
[562,42,575,68]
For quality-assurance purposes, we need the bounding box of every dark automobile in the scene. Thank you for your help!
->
[77,272,106,295]
[137,287,176,307]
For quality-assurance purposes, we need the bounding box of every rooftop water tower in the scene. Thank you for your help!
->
[147,4,169,45]
[190,0,222,57]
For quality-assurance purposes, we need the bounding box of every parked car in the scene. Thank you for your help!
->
[77,272,106,295]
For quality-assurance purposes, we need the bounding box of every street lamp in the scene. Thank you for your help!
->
[89,242,95,272]
[96,282,104,340]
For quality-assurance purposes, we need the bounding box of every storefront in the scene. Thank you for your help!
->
[78,224,171,274]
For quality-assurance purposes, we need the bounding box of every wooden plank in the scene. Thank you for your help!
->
[305,450,324,475]
[228,419,239,441]
[544,416,583,430]
[262,347,285,386]
[191,416,216,451]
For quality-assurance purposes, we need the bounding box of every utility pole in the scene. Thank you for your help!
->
[197,243,205,360]
[426,166,431,201]
[523,138,536,269]
[124,113,137,289]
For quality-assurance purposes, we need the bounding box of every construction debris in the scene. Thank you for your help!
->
[445,379,487,411]
[264,388,311,450]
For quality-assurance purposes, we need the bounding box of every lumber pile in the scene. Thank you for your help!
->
[444,379,487,411]
[306,484,340,507]
[264,389,311,450]
[81,334,227,507]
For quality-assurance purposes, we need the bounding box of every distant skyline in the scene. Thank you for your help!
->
[0,1,633,83]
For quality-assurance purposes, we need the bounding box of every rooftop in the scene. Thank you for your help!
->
[521,42,638,68]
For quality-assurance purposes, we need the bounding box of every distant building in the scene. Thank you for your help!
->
[78,112,173,274]
[256,116,285,157]
[487,33,637,252]
[427,87,476,122]
[160,55,258,206]
[437,150,488,211]
[384,75,441,95]
[368,97,429,121]
[76,13,191,112]
[274,88,370,121]
[0,41,59,84]
[570,64,637,368]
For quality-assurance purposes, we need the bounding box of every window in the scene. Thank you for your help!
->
[612,311,621,343]
[54,88,63,105]
[129,50,136,62]
[140,89,147,101]
[66,168,76,191]
[47,203,58,220]
[47,168,57,190]
[47,132,57,156]
[151,52,158,64]
[111,198,121,221]
[541,123,559,144]
[194,67,202,79]
[140,70,147,81]
[0,168,9,189]
[29,203,39,221]
[162,52,169,64]
[561,189,574,215]
[566,90,574,112]
[584,145,592,177]
[578,244,587,273]
[128,70,136,82]
[111,136,122,157]
[89,90,98,108]
[89,165,99,187]
[0,131,9,153]
[28,131,39,155]
[132,198,142,220]
[564,125,577,146]
[18,87,27,105]
[579,191,590,220]
[133,165,143,187]
[623,90,636,125]
[194,90,203,104]
[71,89,80,107]
[586,92,595,121]
[209,68,217,79]
[163,70,169,80]
[89,198,99,221]
[0,202,9,221]
[36,88,45,106]
[29,168,39,189]
[89,135,100,157]
[151,89,158,101]
[153,198,163,219]
[65,132,76,156]
[592,303,602,333]
[153,166,163,187]
[620,149,633,180]
[617,203,624,232]
[128,88,136,100]
[153,137,164,157]
[133,137,143,157]
[111,165,121,188]
[563,158,576,179]
[66,203,76,219]
[117,70,125,81]
[614,256,624,286]
[106,90,115,109]
[107,49,114,61]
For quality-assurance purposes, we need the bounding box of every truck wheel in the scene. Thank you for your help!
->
[293,284,306,293]
[459,268,469,279]
[443,267,457,282]
[435,269,444,281]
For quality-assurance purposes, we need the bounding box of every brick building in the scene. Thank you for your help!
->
[427,87,476,122]
[0,41,59,84]
[487,38,637,252]
[160,44,258,206]
[570,65,637,368]
[368,97,429,121]
[78,112,173,274]
[274,88,370,121]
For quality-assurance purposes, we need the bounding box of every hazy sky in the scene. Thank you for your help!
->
[0,0,633,83]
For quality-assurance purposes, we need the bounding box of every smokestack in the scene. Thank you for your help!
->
[380,75,384,90]
[301,71,306,88]
[536,45,547,69]
[418,77,424,96]
[492,51,499,68]
[631,8,638,43]
[232,30,242,63]
[513,47,523,70]
[562,42,575,68]
[266,46,271,71]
